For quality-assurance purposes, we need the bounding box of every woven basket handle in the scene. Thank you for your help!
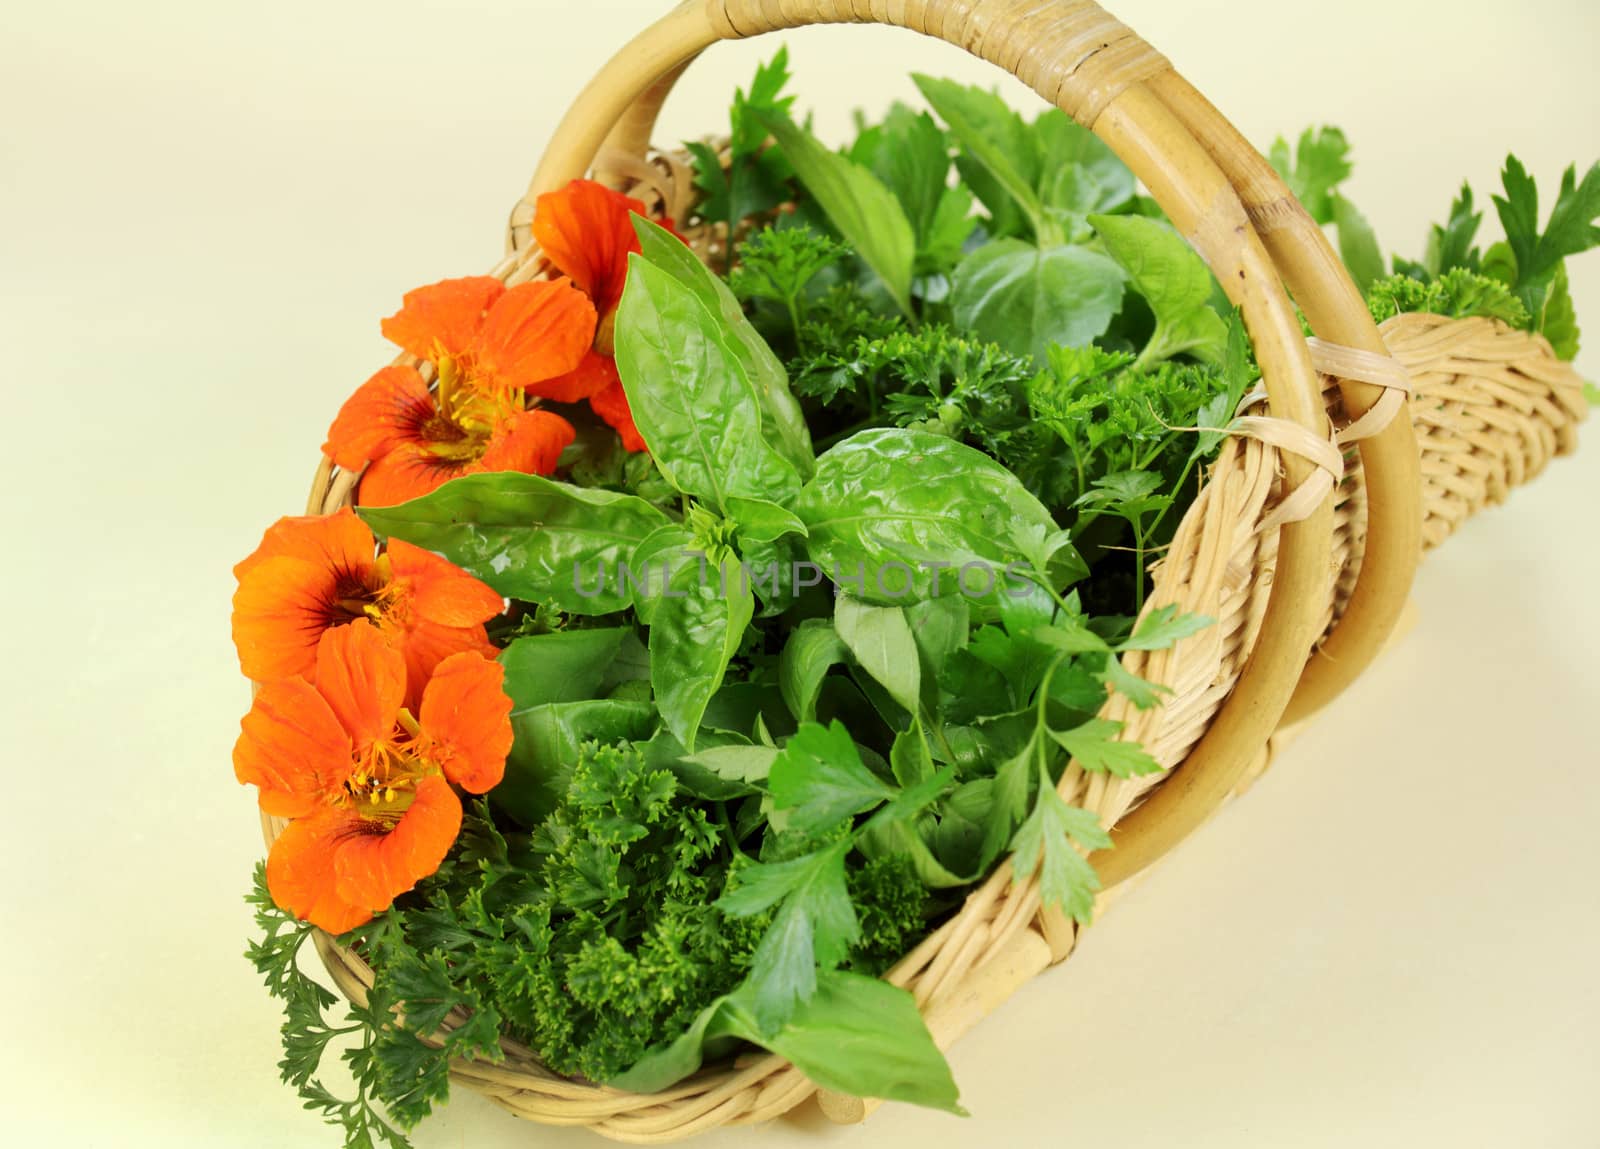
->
[515,0,1420,891]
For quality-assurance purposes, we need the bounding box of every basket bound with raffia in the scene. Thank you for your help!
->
[253,0,1587,1139]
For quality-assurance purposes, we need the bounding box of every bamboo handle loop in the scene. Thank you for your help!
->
[1146,72,1422,727]
[1307,336,1414,444]
[519,0,1346,892]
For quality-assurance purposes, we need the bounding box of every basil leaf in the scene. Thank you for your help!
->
[726,495,808,543]
[628,524,694,626]
[498,699,657,825]
[649,549,755,751]
[778,619,847,724]
[498,627,629,710]
[950,239,1125,363]
[1088,213,1228,368]
[795,427,1063,604]
[905,595,970,680]
[835,595,921,715]
[633,218,814,477]
[756,111,917,317]
[614,256,802,512]
[358,472,669,615]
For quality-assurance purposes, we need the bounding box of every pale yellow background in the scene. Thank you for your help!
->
[4,1,1598,1145]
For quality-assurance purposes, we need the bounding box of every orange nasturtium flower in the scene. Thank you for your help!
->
[324,276,598,506]
[232,507,501,704]
[235,619,512,933]
[535,178,688,453]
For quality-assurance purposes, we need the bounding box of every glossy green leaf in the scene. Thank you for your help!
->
[498,628,629,711]
[726,496,808,543]
[649,549,755,751]
[950,239,1125,363]
[834,595,921,715]
[634,218,814,477]
[795,427,1064,604]
[614,256,802,512]
[358,472,670,615]
[778,619,847,724]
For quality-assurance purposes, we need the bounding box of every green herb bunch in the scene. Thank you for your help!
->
[248,50,1597,1149]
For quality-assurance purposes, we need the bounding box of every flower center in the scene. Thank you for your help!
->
[341,709,435,824]
[425,351,521,464]
[329,555,405,631]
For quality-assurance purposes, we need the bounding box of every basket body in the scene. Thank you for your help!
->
[259,0,1588,1140]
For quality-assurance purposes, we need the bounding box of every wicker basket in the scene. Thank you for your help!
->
[260,0,1589,1140]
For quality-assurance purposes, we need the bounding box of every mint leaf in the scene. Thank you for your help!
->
[913,75,1050,241]
[951,239,1125,363]
[1090,213,1228,367]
